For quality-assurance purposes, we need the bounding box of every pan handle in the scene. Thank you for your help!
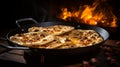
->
[16,18,38,31]
[0,37,29,50]
[0,43,29,50]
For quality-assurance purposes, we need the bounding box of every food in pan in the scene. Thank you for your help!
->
[28,25,75,35]
[10,32,55,46]
[31,33,77,49]
[68,29,104,47]
[10,25,104,49]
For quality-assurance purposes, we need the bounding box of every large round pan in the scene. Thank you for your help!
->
[0,18,109,56]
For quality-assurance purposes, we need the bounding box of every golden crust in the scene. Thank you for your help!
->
[28,25,75,35]
[68,29,103,47]
[10,32,55,46]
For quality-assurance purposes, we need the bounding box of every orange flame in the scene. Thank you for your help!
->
[58,0,117,27]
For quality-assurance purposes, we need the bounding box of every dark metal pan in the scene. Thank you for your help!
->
[0,18,109,56]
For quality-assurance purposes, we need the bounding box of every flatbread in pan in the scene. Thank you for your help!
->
[28,25,75,35]
[68,29,103,47]
[10,32,55,46]
[9,25,104,49]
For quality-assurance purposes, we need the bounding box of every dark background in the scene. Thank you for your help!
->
[1,0,120,28]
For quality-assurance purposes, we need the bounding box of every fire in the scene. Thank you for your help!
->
[58,0,117,27]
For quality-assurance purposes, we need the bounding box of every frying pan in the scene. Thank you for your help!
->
[0,18,109,56]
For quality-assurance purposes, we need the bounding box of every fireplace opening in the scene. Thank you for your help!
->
[58,0,117,27]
